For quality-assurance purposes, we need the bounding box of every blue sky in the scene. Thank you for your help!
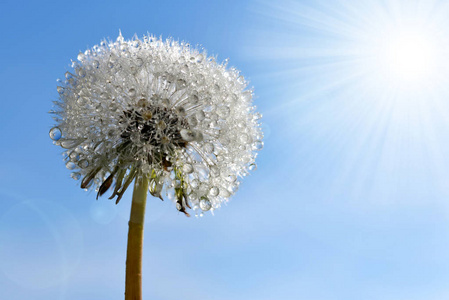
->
[2,0,449,299]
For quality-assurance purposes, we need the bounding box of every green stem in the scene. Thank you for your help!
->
[125,173,149,300]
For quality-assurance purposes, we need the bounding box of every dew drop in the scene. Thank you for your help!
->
[176,106,186,116]
[196,54,204,63]
[203,143,214,154]
[176,79,186,88]
[176,203,182,211]
[220,189,231,198]
[136,58,144,67]
[196,111,205,121]
[239,133,249,144]
[93,60,100,68]
[49,127,62,141]
[182,164,194,174]
[66,161,76,170]
[57,86,64,94]
[78,159,89,169]
[188,116,198,127]
[210,166,220,177]
[226,174,237,183]
[254,140,264,150]
[242,91,252,102]
[191,179,200,188]
[195,131,203,142]
[209,187,219,197]
[180,129,196,142]
[69,152,80,162]
[249,163,257,171]
[181,64,189,74]
[199,198,211,211]
[77,52,85,61]
[60,139,82,149]
[137,98,147,107]
[71,172,81,180]
[217,106,230,118]
[189,94,199,104]
[76,68,86,78]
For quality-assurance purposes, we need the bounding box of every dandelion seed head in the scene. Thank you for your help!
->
[50,33,262,215]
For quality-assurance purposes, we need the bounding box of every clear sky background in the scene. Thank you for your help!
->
[2,0,449,299]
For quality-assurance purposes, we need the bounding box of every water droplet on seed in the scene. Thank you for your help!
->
[209,187,219,197]
[71,172,81,180]
[203,143,214,154]
[78,159,89,169]
[191,179,200,188]
[137,98,147,107]
[176,79,186,88]
[66,161,76,170]
[217,106,230,118]
[242,91,252,101]
[249,163,257,171]
[180,129,195,142]
[60,139,82,149]
[254,141,264,150]
[239,133,249,143]
[136,58,144,67]
[49,127,62,141]
[183,164,194,174]
[190,94,199,105]
[196,111,205,121]
[176,106,186,116]
[195,131,203,142]
[199,198,211,211]
[77,52,85,61]
[226,174,237,183]
[78,68,87,78]
[70,152,80,162]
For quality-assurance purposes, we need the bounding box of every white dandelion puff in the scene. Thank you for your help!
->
[49,33,263,216]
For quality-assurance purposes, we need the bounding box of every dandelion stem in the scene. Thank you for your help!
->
[125,173,149,300]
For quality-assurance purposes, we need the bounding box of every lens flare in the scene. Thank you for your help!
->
[378,29,438,83]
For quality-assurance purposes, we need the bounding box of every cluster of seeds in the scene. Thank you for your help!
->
[49,33,263,216]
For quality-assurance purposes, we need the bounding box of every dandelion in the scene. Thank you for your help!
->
[49,33,262,299]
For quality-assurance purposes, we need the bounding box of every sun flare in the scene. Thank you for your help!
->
[379,29,437,82]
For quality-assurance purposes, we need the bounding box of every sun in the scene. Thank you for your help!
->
[379,29,437,83]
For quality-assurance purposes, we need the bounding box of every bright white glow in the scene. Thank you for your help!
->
[379,30,437,82]
[247,0,449,208]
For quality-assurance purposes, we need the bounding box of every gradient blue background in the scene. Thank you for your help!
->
[1,0,449,299]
